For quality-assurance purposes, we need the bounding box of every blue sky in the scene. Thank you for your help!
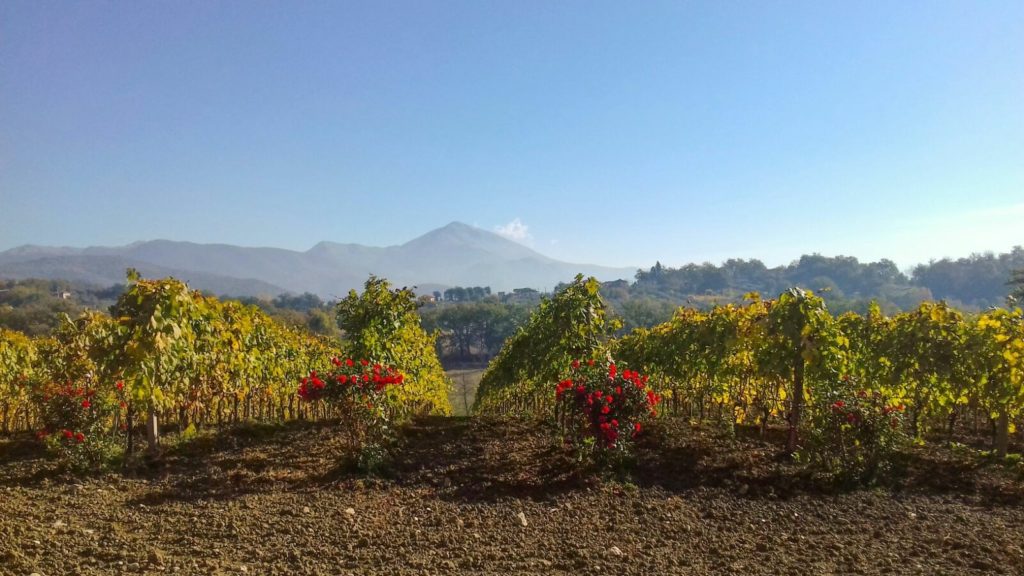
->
[1,1,1021,270]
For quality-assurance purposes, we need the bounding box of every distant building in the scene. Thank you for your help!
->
[601,279,630,290]
[56,291,72,300]
[504,287,542,304]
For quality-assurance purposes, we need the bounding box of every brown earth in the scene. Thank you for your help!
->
[1,417,1023,576]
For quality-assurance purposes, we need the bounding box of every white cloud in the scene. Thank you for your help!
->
[494,218,533,244]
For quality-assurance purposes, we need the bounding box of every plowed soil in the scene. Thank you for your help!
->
[2,417,1023,575]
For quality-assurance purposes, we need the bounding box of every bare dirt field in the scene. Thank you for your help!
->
[2,417,1023,576]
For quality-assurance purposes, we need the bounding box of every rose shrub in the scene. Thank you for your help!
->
[555,359,660,463]
[35,382,124,471]
[298,358,405,463]
[801,378,908,485]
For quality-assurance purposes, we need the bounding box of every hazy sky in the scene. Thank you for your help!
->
[1,1,1021,270]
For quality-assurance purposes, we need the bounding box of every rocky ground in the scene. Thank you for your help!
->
[1,416,1023,576]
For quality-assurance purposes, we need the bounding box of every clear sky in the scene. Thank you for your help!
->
[1,1,1021,270]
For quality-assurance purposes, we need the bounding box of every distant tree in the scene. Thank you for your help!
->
[420,301,531,363]
[273,292,324,312]
[1008,268,1024,307]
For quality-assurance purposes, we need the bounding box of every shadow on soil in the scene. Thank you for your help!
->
[5,415,1022,507]
[127,419,354,505]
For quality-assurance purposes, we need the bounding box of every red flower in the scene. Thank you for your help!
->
[116,381,124,390]
[74,432,85,443]
[634,422,642,432]
[81,400,91,409]
[646,390,660,406]
[609,364,617,380]
[587,359,595,366]
[360,359,369,366]
[62,429,73,439]
[346,358,354,367]
[571,360,580,369]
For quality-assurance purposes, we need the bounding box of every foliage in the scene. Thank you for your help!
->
[800,380,909,485]
[475,275,618,415]
[336,276,451,416]
[1008,268,1024,307]
[0,328,37,433]
[625,246,1024,312]
[0,278,125,337]
[419,300,531,363]
[973,308,1024,456]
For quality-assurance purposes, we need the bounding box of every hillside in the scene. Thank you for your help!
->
[0,222,636,298]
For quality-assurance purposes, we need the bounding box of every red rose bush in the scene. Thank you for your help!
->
[555,359,660,463]
[298,358,405,464]
[35,381,123,471]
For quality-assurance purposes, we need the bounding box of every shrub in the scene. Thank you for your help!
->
[801,380,908,485]
[35,382,123,471]
[555,359,660,463]
[298,357,404,449]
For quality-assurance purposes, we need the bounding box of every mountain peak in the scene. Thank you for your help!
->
[440,221,475,231]
[0,222,637,296]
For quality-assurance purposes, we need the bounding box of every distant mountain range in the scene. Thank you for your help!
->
[0,222,637,298]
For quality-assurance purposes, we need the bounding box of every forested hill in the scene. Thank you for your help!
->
[613,246,1024,313]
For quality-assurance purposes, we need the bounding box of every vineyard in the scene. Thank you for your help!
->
[2,273,1024,574]
[1,271,1023,472]
[0,272,451,470]
[476,277,1024,468]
